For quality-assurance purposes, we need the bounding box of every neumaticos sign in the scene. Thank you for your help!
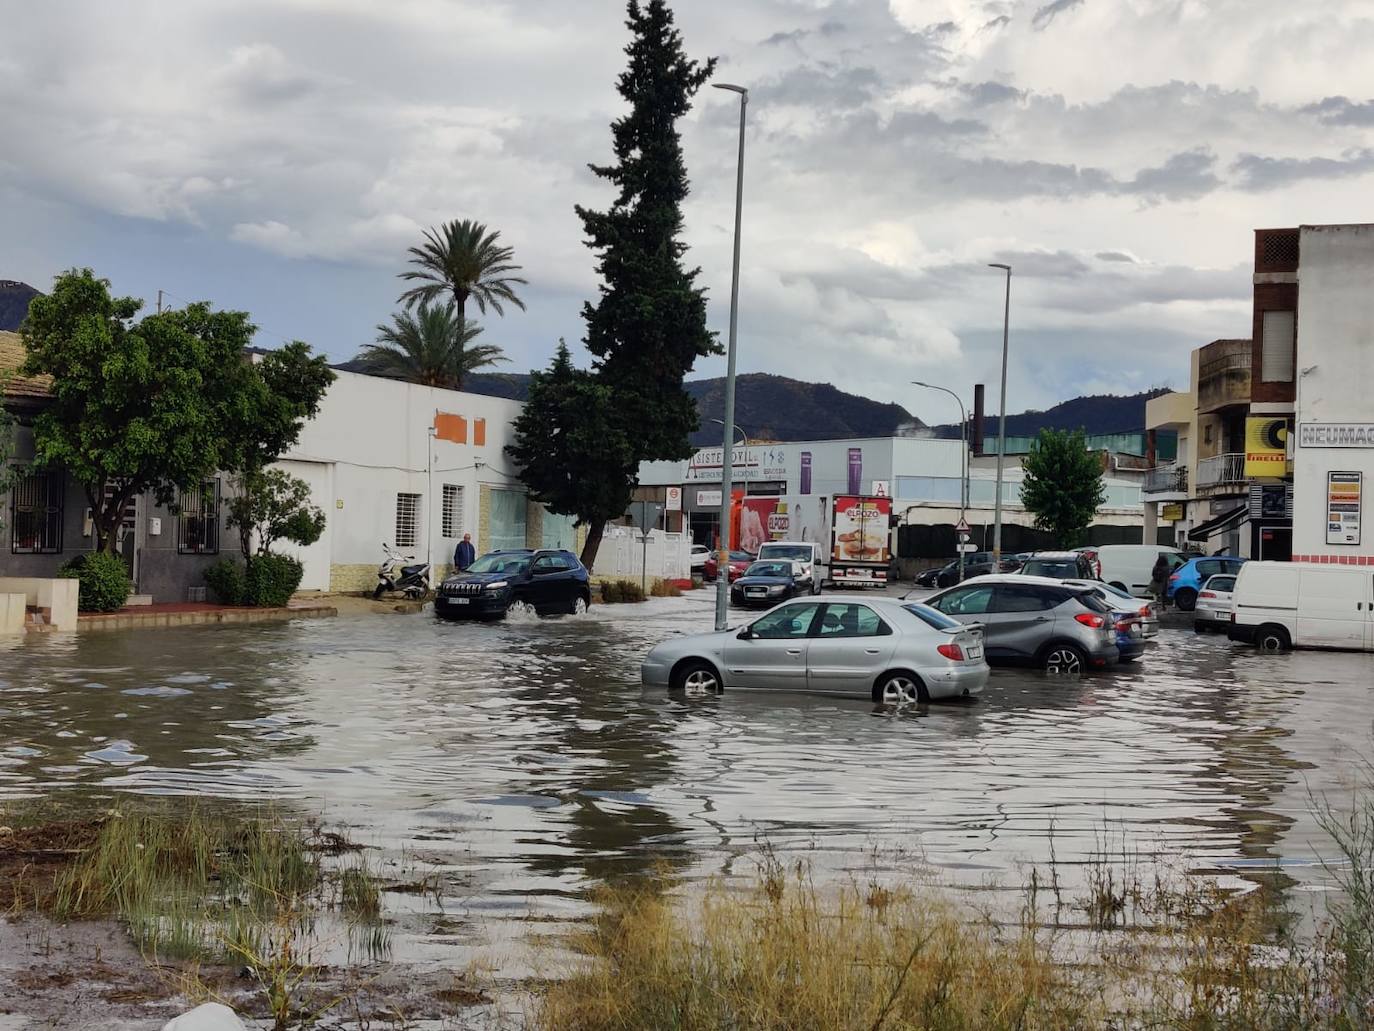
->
[1299,423,1374,448]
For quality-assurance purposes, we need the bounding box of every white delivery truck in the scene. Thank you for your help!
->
[1228,561,1374,653]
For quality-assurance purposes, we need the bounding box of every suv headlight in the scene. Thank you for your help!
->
[485,580,509,591]
[767,584,785,594]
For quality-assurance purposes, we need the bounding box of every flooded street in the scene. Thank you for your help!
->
[4,591,1374,971]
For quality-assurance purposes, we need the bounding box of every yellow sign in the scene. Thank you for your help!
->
[1245,418,1289,478]
[1161,503,1184,521]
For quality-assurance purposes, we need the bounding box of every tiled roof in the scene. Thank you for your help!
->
[0,330,52,399]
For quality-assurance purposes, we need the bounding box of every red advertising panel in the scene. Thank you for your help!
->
[831,495,891,565]
[739,497,779,555]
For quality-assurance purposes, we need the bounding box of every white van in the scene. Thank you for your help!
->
[1094,544,1186,597]
[756,540,825,594]
[1228,561,1374,653]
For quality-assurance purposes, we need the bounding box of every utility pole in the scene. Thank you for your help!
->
[988,263,1012,567]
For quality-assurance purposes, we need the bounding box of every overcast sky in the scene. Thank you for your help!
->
[3,0,1373,419]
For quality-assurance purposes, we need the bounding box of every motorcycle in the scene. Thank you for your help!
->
[373,542,432,600]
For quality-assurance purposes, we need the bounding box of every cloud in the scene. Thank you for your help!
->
[1231,149,1374,190]
[1095,251,1137,263]
[1300,95,1374,127]
[1122,148,1221,201]
[1031,0,1084,31]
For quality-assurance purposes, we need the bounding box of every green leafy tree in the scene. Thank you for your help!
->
[577,0,719,468]
[354,302,505,389]
[507,341,637,567]
[397,219,527,324]
[1019,428,1107,547]
[21,268,333,553]
[226,467,327,559]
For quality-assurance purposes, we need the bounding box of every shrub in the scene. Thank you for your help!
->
[614,579,645,603]
[650,579,682,598]
[600,581,622,604]
[59,552,131,612]
[203,560,245,605]
[243,553,304,608]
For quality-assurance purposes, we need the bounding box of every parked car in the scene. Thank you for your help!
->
[435,549,591,620]
[922,575,1120,673]
[756,541,825,593]
[1168,555,1247,611]
[1094,544,1186,598]
[919,553,1017,589]
[703,550,755,583]
[730,560,807,609]
[912,564,945,589]
[1016,551,1099,580]
[1193,574,1237,633]
[1064,578,1159,638]
[1072,546,1102,577]
[1228,561,1374,653]
[690,544,711,572]
[640,597,988,702]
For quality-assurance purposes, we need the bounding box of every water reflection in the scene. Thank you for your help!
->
[2,593,1372,960]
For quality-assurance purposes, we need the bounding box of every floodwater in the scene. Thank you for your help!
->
[3,591,1373,969]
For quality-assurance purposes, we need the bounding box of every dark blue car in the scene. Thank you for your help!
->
[435,549,591,620]
[730,560,803,609]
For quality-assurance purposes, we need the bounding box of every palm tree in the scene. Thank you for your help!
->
[398,219,528,323]
[354,302,506,390]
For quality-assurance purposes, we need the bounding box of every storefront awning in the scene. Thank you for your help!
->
[1187,504,1247,542]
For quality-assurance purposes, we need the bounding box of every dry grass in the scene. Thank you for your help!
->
[537,866,1099,1031]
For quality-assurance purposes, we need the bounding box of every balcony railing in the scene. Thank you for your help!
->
[1143,463,1188,494]
[1197,452,1246,488]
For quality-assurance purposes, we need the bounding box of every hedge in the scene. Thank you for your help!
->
[59,552,132,613]
[203,554,303,608]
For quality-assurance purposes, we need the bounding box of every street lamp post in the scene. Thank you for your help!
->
[710,417,749,486]
[988,263,1012,567]
[714,82,748,632]
[913,382,968,582]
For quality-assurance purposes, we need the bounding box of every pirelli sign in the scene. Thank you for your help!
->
[1299,423,1374,448]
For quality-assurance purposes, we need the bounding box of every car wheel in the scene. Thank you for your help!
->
[571,594,589,615]
[672,659,721,695]
[508,599,537,619]
[1256,625,1290,653]
[873,671,928,705]
[1042,644,1087,675]
[1174,588,1198,612]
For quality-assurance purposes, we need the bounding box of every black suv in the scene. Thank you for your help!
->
[436,549,592,620]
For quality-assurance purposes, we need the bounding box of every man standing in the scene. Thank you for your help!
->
[455,532,476,572]
[1149,553,1171,609]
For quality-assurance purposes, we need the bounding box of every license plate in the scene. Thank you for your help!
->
[967,645,983,659]
[451,597,469,605]
[747,588,765,596]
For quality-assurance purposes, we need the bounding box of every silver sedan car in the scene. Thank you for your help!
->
[641,597,988,703]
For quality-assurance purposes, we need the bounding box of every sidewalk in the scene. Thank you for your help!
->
[76,600,337,633]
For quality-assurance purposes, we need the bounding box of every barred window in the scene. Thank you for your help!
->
[442,484,464,538]
[10,470,64,554]
[395,492,421,548]
[177,479,220,555]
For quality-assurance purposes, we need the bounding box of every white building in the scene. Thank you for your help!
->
[1293,223,1374,565]
[274,369,579,593]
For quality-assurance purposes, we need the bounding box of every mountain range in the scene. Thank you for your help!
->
[6,278,1159,443]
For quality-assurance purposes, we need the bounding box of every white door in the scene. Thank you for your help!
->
[1295,569,1367,649]
[272,460,333,592]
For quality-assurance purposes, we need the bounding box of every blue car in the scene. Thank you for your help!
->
[1106,608,1146,663]
[730,559,804,609]
[1168,555,1246,612]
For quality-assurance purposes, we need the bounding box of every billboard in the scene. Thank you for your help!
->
[1244,418,1289,478]
[1327,471,1362,546]
[831,495,891,565]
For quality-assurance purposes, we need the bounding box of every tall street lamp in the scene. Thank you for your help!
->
[988,263,1012,567]
[913,381,968,582]
[714,82,748,632]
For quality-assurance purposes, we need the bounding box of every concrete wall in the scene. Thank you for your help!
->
[0,577,78,631]
[0,592,24,634]
[1293,224,1374,563]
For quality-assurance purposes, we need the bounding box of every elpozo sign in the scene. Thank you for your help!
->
[1299,423,1374,448]
[1244,417,1289,477]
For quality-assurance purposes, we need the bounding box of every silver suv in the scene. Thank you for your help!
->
[920,574,1119,673]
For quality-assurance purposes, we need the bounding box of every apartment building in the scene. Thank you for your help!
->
[1143,228,1299,558]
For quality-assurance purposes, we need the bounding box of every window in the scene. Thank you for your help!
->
[488,489,528,552]
[904,603,962,630]
[177,479,219,555]
[542,509,578,550]
[1203,424,1213,445]
[442,484,464,539]
[1195,559,1223,578]
[1261,310,1296,383]
[1224,559,1245,573]
[10,470,64,554]
[1208,576,1236,592]
[817,603,890,638]
[532,553,574,574]
[992,585,1054,612]
[749,602,821,639]
[395,492,421,548]
[934,585,994,615]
